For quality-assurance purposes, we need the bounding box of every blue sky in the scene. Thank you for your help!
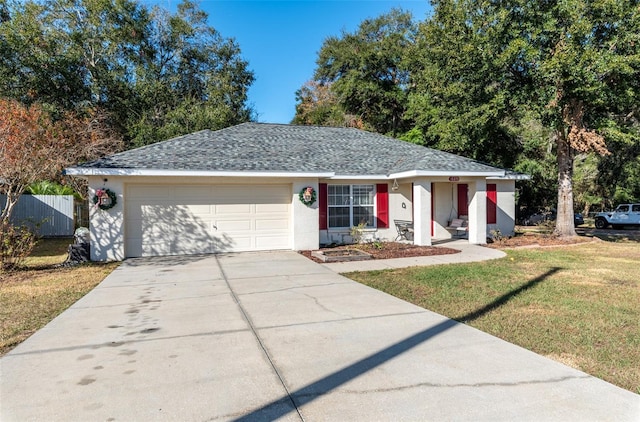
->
[150,1,432,124]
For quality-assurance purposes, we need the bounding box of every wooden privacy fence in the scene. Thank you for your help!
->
[0,194,75,237]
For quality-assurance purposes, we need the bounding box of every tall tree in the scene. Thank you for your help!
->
[409,0,640,236]
[0,99,121,224]
[406,0,524,168]
[0,0,255,147]
[127,1,255,147]
[292,80,364,128]
[309,9,417,135]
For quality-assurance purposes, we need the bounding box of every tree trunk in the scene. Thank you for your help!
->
[1,186,27,227]
[1,191,18,226]
[554,128,577,237]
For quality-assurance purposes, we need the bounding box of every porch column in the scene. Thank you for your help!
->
[412,180,432,246]
[468,179,487,244]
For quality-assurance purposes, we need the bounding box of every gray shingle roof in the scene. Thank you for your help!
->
[72,123,505,176]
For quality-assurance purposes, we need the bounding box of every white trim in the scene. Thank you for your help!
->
[389,170,506,179]
[487,174,531,180]
[66,167,509,179]
[65,168,335,178]
[328,174,389,180]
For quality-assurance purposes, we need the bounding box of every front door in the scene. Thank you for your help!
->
[457,184,468,217]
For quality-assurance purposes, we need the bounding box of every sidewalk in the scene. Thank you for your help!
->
[321,239,506,272]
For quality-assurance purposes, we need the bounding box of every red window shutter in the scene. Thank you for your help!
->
[431,182,435,237]
[487,183,497,224]
[376,183,389,229]
[457,184,468,217]
[319,183,328,230]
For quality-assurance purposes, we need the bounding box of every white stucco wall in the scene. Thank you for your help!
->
[318,181,414,245]
[488,179,516,238]
[292,180,320,250]
[389,183,413,220]
[87,176,321,260]
[87,176,126,261]
[85,174,518,260]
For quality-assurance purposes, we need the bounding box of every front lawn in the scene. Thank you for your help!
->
[0,238,118,355]
[346,241,640,394]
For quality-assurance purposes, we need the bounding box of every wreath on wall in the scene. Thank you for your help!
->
[299,186,317,206]
[93,188,117,210]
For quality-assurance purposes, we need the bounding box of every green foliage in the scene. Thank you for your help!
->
[398,127,425,146]
[310,9,417,135]
[291,81,354,127]
[294,1,640,217]
[0,0,255,148]
[407,0,640,233]
[126,1,255,147]
[25,181,79,198]
[0,222,38,271]
[406,0,524,168]
[349,222,368,244]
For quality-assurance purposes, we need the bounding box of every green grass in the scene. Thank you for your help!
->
[347,241,640,394]
[0,238,118,355]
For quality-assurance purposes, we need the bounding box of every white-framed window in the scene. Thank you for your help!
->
[328,184,375,228]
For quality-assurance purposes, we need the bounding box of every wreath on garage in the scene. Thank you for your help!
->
[93,188,117,210]
[299,186,317,206]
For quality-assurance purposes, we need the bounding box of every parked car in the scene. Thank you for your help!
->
[594,204,640,229]
[521,211,552,226]
[574,213,584,226]
[521,211,584,226]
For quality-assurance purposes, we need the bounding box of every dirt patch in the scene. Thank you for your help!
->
[300,242,460,263]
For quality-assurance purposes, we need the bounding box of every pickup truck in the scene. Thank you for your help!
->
[594,204,640,229]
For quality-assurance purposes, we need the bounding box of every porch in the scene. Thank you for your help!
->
[319,178,516,247]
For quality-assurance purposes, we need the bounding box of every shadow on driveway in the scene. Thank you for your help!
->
[235,268,561,421]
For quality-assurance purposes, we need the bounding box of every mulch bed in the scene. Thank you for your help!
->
[487,233,596,249]
[300,233,597,264]
[300,242,460,263]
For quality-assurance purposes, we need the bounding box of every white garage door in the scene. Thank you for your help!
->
[125,184,291,257]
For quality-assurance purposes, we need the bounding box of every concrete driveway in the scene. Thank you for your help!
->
[1,251,638,421]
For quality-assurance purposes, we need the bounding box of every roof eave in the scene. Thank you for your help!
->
[327,174,389,180]
[487,174,531,180]
[64,168,336,179]
[389,170,506,179]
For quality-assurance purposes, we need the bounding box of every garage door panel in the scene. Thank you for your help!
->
[216,220,252,231]
[125,184,291,257]
[256,218,289,230]
[223,236,253,250]
[256,203,289,213]
[183,204,214,215]
[215,203,252,214]
[175,186,214,198]
[256,235,289,249]
[129,185,173,199]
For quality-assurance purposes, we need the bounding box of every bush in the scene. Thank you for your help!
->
[0,222,38,271]
[350,222,368,244]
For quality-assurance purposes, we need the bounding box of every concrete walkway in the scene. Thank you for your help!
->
[1,251,638,421]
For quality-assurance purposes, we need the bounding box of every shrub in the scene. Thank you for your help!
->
[25,181,81,199]
[0,222,38,271]
[350,222,368,244]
